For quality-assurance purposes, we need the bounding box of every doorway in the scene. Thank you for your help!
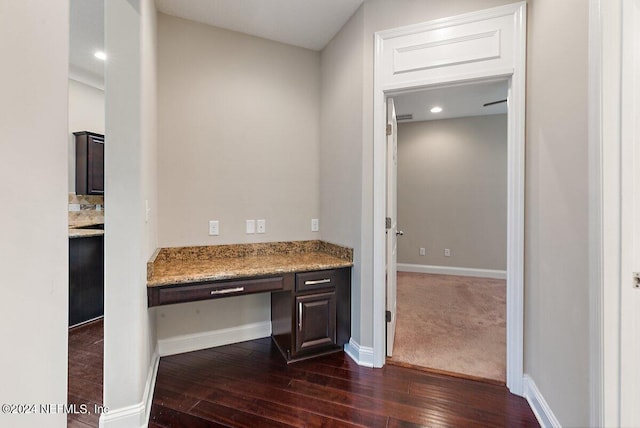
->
[372,2,526,396]
[387,81,509,383]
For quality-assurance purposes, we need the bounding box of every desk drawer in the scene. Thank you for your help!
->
[150,276,284,306]
[295,269,336,292]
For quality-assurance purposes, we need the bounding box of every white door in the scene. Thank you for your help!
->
[386,97,399,357]
[620,0,640,424]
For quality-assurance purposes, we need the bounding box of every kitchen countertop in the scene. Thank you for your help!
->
[68,222,104,239]
[147,240,353,287]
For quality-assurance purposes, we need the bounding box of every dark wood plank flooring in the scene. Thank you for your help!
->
[150,338,539,427]
[68,319,104,428]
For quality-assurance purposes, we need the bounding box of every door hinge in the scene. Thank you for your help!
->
[386,310,392,322]
[386,124,392,136]
[634,272,640,288]
[385,217,391,229]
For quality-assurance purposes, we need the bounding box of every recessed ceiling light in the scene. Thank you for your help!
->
[430,106,443,113]
[94,51,107,61]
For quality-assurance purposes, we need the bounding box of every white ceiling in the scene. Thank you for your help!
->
[393,80,508,123]
[69,0,105,86]
[155,0,364,51]
[69,0,364,85]
[70,0,504,120]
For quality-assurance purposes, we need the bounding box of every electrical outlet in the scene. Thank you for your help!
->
[419,247,426,256]
[444,248,451,257]
[311,218,319,232]
[257,219,266,234]
[246,220,255,234]
[208,220,219,236]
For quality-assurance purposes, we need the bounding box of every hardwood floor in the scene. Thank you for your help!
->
[67,319,103,428]
[150,338,539,427]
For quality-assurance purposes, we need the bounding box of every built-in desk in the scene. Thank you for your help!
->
[147,241,352,362]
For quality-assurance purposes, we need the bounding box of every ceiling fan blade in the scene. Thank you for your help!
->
[483,99,507,107]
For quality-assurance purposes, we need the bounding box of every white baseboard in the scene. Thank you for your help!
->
[344,338,374,368]
[99,346,160,428]
[158,321,272,357]
[397,263,507,279]
[523,374,561,428]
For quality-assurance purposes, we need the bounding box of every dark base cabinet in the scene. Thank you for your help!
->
[69,236,104,327]
[271,267,351,363]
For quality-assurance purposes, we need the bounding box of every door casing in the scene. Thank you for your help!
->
[371,2,527,396]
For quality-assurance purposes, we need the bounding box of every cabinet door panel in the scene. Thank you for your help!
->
[296,292,336,352]
[87,135,104,194]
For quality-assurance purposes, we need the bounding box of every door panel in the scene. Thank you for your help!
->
[386,98,398,357]
[296,292,336,352]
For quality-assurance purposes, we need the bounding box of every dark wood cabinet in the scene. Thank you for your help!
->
[148,275,285,307]
[271,267,351,363]
[74,131,104,195]
[69,235,104,327]
[295,291,336,352]
[146,264,351,363]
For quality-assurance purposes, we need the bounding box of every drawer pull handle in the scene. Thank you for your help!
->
[298,302,303,331]
[210,287,244,295]
[304,278,331,286]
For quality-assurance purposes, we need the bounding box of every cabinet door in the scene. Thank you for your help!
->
[295,291,336,353]
[69,236,104,326]
[87,134,104,194]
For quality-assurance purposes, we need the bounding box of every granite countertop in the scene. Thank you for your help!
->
[69,228,104,239]
[147,240,353,287]
[68,221,104,239]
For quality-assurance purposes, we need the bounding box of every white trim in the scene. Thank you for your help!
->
[587,0,604,426]
[397,263,506,279]
[344,338,375,368]
[523,375,562,428]
[143,346,160,427]
[372,2,527,397]
[99,346,160,428]
[158,321,272,357]
[593,0,624,425]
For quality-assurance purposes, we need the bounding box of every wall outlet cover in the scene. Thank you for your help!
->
[208,220,219,236]
[311,218,319,232]
[257,219,266,234]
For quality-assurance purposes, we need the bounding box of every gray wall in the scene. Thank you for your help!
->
[321,0,590,425]
[155,13,321,341]
[524,0,589,425]
[397,115,507,270]
[103,0,158,414]
[320,6,365,350]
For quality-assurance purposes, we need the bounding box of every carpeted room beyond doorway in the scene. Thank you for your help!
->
[389,272,506,383]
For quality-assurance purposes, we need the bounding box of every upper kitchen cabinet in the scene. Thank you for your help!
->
[74,131,104,195]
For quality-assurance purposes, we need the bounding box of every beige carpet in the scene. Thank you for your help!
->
[390,272,506,383]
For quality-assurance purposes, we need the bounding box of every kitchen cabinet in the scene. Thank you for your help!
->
[271,267,351,362]
[74,131,104,195]
[69,235,104,327]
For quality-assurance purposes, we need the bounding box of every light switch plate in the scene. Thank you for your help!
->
[257,219,266,234]
[208,220,219,236]
[246,219,255,234]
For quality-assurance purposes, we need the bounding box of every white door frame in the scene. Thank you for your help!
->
[372,2,527,396]
[590,0,640,425]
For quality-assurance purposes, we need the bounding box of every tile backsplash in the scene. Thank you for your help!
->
[68,193,104,226]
